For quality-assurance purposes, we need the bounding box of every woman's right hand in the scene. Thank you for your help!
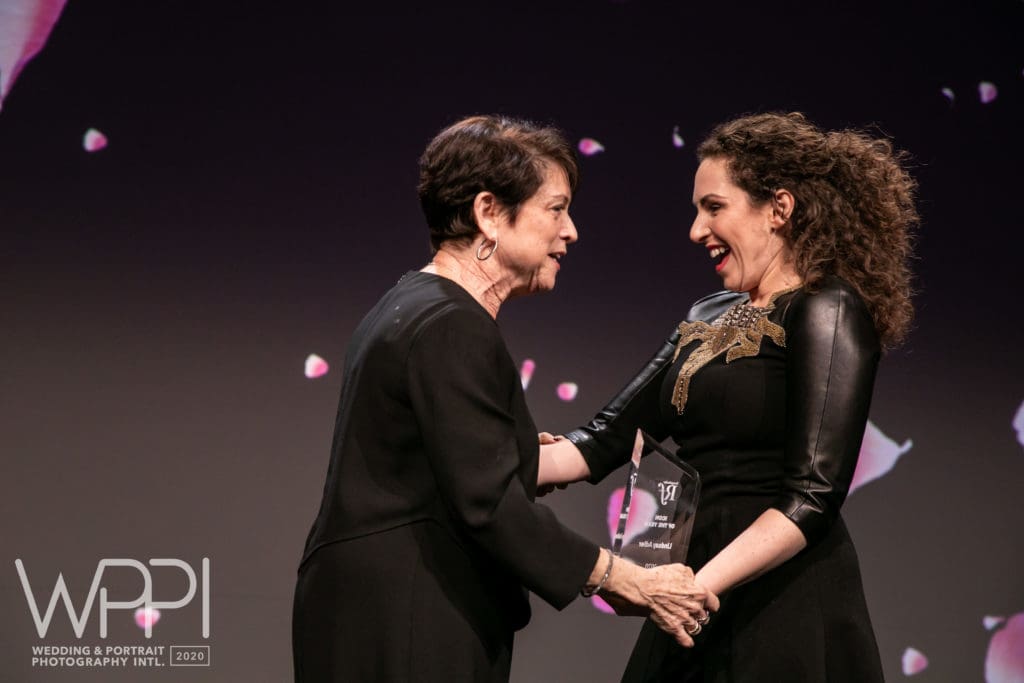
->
[595,551,719,647]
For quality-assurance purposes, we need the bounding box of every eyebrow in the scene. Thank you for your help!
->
[694,193,726,208]
[547,193,571,203]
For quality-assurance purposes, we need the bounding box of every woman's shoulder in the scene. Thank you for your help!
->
[351,271,495,350]
[783,276,869,317]
[779,276,878,347]
[685,289,747,323]
[388,272,501,346]
[802,275,860,297]
[393,271,493,319]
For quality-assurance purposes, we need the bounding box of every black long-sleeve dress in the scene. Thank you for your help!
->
[293,271,600,682]
[566,277,885,682]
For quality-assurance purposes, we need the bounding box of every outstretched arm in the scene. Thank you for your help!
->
[537,434,590,490]
[557,330,680,483]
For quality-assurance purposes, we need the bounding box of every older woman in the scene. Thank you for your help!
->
[292,115,717,683]
[540,112,917,681]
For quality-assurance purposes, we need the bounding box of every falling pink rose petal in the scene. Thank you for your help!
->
[82,128,107,152]
[625,490,658,547]
[605,487,659,548]
[0,0,68,110]
[304,353,329,379]
[556,382,578,401]
[985,615,1008,631]
[1012,400,1024,448]
[979,81,998,104]
[849,420,912,494]
[590,595,615,614]
[134,607,161,630]
[901,647,929,676]
[941,87,955,104]
[520,359,536,390]
[986,612,1024,683]
[672,126,685,148]
[606,488,626,537]
[577,138,605,156]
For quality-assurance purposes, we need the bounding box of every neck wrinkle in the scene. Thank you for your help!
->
[424,245,510,319]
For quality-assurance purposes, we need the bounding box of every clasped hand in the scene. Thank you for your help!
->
[600,557,719,648]
[536,431,719,646]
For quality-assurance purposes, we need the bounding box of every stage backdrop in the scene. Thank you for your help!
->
[2,1,1022,681]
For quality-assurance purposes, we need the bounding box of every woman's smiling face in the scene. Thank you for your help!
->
[689,157,790,300]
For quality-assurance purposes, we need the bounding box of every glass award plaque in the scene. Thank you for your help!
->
[610,429,700,567]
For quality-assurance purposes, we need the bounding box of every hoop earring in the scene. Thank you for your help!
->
[476,238,498,261]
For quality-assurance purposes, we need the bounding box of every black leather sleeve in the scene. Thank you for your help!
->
[564,331,680,483]
[772,281,881,544]
[564,290,745,484]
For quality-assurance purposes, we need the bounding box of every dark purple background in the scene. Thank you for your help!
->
[3,1,1023,680]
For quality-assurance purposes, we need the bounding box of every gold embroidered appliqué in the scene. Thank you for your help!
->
[670,290,794,414]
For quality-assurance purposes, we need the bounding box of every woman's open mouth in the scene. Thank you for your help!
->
[710,246,731,272]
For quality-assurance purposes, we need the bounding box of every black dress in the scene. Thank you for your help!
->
[293,271,600,682]
[566,277,885,682]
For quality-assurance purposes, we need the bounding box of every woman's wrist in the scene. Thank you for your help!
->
[539,439,591,486]
[582,548,614,597]
[693,567,722,596]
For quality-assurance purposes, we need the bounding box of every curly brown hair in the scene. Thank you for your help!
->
[418,115,579,252]
[696,112,918,349]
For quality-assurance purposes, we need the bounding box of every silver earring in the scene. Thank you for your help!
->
[476,237,498,261]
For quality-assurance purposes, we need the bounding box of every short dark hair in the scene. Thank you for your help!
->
[417,115,579,252]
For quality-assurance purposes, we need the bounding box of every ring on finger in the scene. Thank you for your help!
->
[697,613,710,626]
[685,622,702,636]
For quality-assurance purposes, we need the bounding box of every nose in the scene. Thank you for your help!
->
[689,215,709,244]
[563,213,579,244]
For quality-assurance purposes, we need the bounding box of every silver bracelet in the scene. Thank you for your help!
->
[581,550,615,597]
